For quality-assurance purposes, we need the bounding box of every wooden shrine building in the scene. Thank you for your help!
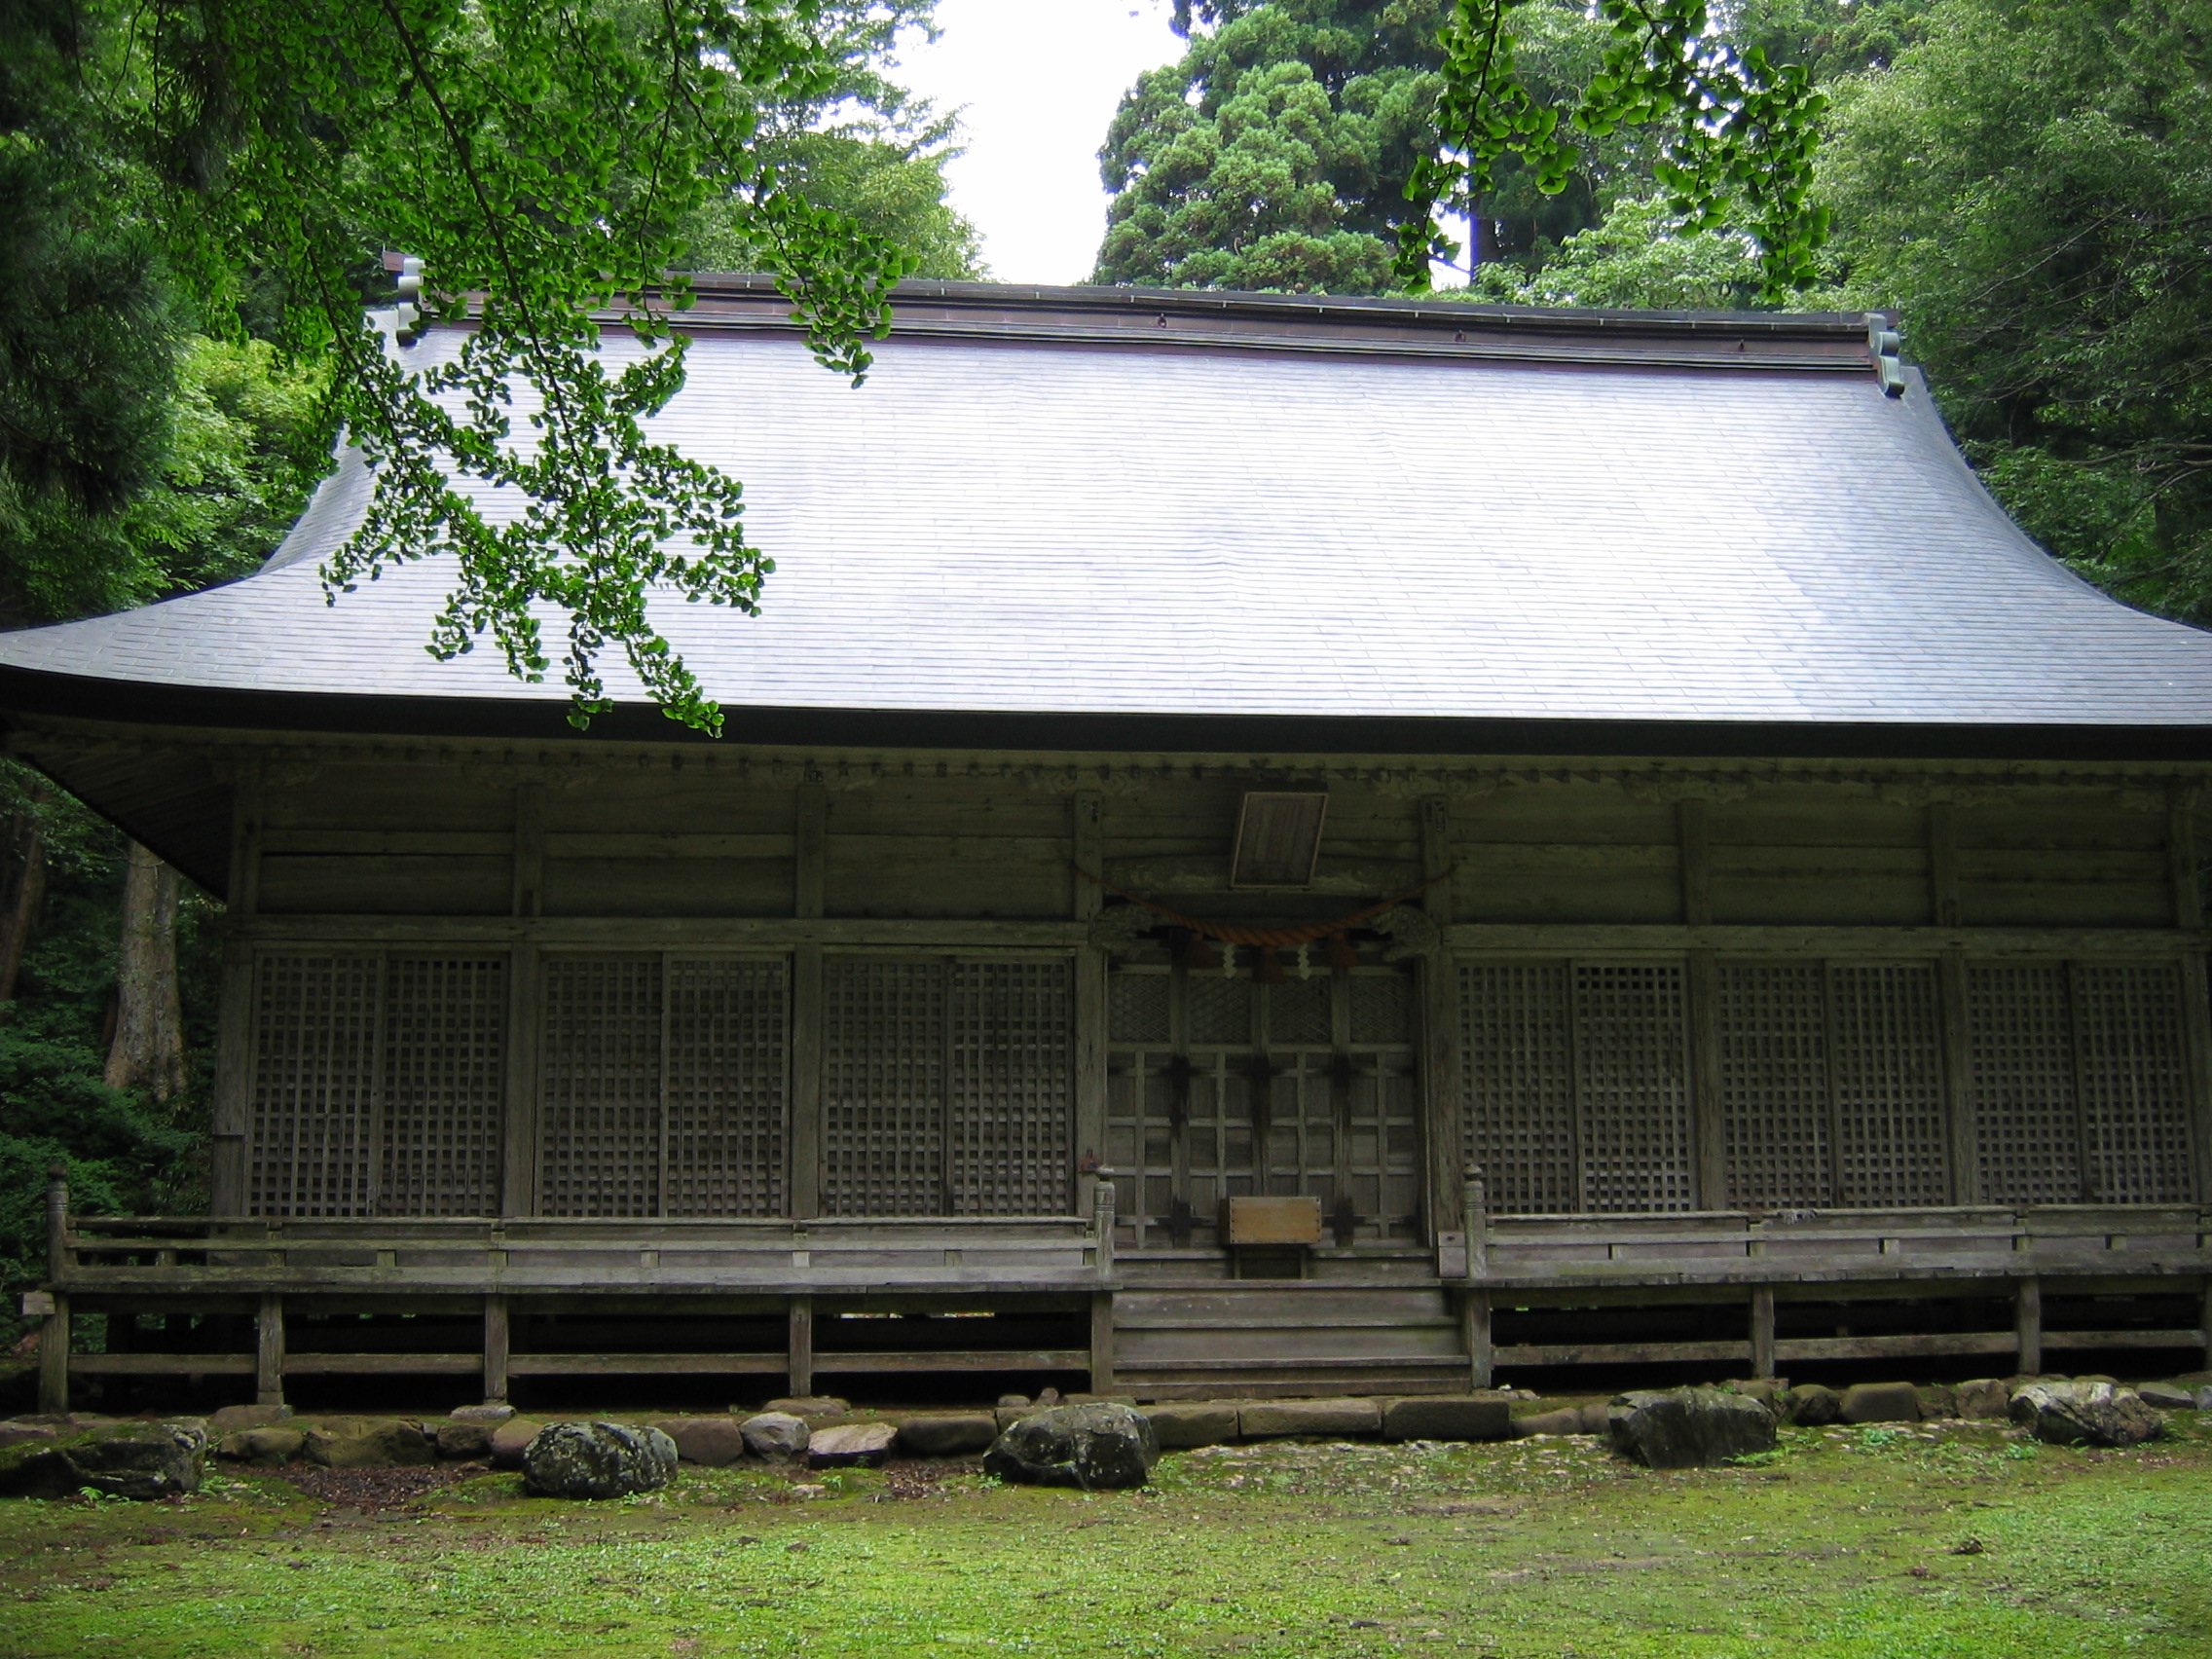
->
[11,279,2212,1409]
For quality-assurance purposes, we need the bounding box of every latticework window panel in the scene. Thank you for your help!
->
[1574,964,1693,1211]
[249,955,382,1216]
[1718,964,1831,1209]
[949,961,1073,1214]
[822,959,948,1216]
[1459,963,1575,1213]
[666,959,790,1217]
[538,957,664,1218]
[1105,967,1421,1243]
[379,958,505,1216]
[1968,964,2082,1205]
[2073,963,2194,1203]
[1829,964,1948,1206]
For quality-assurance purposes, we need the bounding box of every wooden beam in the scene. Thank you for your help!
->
[1751,1284,1776,1380]
[1419,796,1462,1242]
[1677,798,1712,926]
[1774,1332,2014,1362]
[207,940,256,1218]
[483,1294,509,1403]
[2181,951,2212,1205]
[38,1294,68,1415]
[1073,792,1107,1210]
[1927,802,1960,927]
[1688,950,1725,1209]
[1940,949,1979,1204]
[501,942,540,1218]
[255,1292,285,1406]
[69,1351,252,1376]
[282,1353,479,1375]
[2015,1275,2043,1375]
[1443,925,2207,956]
[2171,792,2202,930]
[510,786,544,918]
[235,916,1094,948]
[811,1349,1096,1374]
[794,784,826,921]
[791,946,823,1219]
[1089,1289,1116,1392]
[1495,1339,1750,1368]
[505,1353,788,1376]
[789,1294,814,1395]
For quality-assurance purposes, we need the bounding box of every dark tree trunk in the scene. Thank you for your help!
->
[104,839,187,1101]
[0,790,50,1005]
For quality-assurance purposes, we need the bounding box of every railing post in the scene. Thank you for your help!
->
[255,1293,285,1407]
[1089,1177,1118,1393]
[1092,1175,1117,1279]
[1464,1290,1493,1390]
[45,1162,66,1283]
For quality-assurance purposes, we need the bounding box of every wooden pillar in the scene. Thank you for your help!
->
[255,1292,285,1407]
[2170,792,2201,930]
[1073,791,1107,1213]
[483,1295,510,1404]
[211,774,263,1218]
[1927,802,1960,927]
[1750,1285,1777,1381]
[1088,1292,1116,1393]
[1419,796,1462,1242]
[792,783,827,1219]
[788,1295,814,1397]
[501,941,541,1218]
[1688,949,1725,1208]
[2014,1276,2043,1376]
[1939,949,1979,1203]
[1464,1290,1493,1390]
[37,1295,68,1416]
[1677,798,1712,927]
[2181,952,2212,1204]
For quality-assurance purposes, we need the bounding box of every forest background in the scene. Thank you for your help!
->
[1,0,2204,1335]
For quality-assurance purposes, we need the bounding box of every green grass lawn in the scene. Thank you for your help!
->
[3,1416,2208,1658]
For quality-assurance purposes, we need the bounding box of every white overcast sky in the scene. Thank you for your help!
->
[892,0,1186,284]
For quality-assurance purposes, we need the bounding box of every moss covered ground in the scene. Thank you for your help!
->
[1,1413,2207,1658]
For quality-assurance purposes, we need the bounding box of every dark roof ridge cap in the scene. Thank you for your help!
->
[675,273,1881,338]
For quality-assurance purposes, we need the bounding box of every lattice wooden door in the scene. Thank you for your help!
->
[249,954,382,1216]
[823,955,1073,1217]
[1104,963,1420,1246]
[539,953,790,1218]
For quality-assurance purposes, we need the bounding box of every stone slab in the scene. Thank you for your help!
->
[1238,1399,1381,1439]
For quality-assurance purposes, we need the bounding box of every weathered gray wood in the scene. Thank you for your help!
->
[2183,952,2212,1204]
[1774,1332,2013,1362]
[1444,925,2205,955]
[791,945,822,1219]
[813,1349,1092,1374]
[1090,1289,1116,1390]
[1939,949,1977,1204]
[789,1294,814,1395]
[68,1350,252,1376]
[282,1353,479,1375]
[483,1294,509,1402]
[1420,795,1461,1241]
[1496,1339,1750,1367]
[1074,791,1108,1203]
[227,767,264,918]
[207,940,255,1217]
[506,1353,786,1376]
[1688,949,1724,1208]
[255,1292,284,1405]
[1750,1284,1776,1379]
[502,942,540,1218]
[1678,798,1712,926]
[1927,803,1960,926]
[2015,1275,2043,1374]
[1464,1289,1493,1388]
[510,787,544,918]
[38,1294,68,1414]
[544,832,794,860]
[795,784,826,920]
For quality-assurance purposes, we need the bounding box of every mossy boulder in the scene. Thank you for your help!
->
[983,1403,1159,1491]
[522,1421,677,1499]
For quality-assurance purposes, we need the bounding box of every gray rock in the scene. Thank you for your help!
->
[1238,1399,1381,1439]
[993,1405,1032,1431]
[435,1421,494,1461]
[997,1394,1030,1410]
[1607,1387,1777,1469]
[449,1404,517,1426]
[653,1417,749,1467]
[2196,1386,2212,1412]
[522,1421,678,1498]
[1956,1379,2010,1420]
[0,1422,56,1451]
[1840,1382,1922,1425]
[2010,1381,2165,1449]
[1721,1379,1788,1406]
[1915,1383,1960,1419]
[1780,1383,1840,1426]
[1036,1387,1062,1407]
[1382,1395,1513,1442]
[761,1396,850,1421]
[217,1427,306,1466]
[0,1442,81,1499]
[740,1412,811,1463]
[896,1415,998,1456]
[66,1421,205,1499]
[1142,1403,1239,1450]
[304,1417,435,1469]
[208,1404,294,1433]
[984,1403,1159,1491]
[807,1422,898,1468]
[489,1418,543,1470]
[2135,1381,2196,1411]
[1513,1407,1590,1437]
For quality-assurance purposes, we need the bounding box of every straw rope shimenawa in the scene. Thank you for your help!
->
[1072,864,1450,950]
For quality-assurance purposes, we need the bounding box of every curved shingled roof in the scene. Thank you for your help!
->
[6,278,2210,758]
